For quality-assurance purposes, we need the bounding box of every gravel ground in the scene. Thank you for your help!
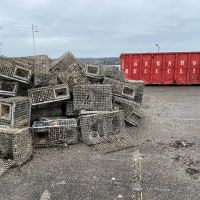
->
[0,86,200,200]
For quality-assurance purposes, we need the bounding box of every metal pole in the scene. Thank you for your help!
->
[156,44,160,53]
[32,24,35,55]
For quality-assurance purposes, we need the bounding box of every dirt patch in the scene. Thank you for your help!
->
[169,140,194,149]
[185,168,200,177]
[173,155,194,166]
[172,155,200,179]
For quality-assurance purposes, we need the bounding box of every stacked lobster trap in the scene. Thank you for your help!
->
[0,51,145,176]
[32,118,78,148]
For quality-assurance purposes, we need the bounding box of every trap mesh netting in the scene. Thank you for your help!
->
[93,132,135,154]
[0,52,144,176]
[0,159,15,176]
[80,110,136,154]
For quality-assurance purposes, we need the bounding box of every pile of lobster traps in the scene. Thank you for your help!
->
[0,52,144,176]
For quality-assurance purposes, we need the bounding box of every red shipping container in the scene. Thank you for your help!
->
[120,52,200,84]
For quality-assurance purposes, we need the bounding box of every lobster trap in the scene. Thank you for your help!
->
[103,77,138,100]
[51,52,81,73]
[58,63,90,92]
[113,96,144,126]
[0,97,31,128]
[11,55,50,73]
[0,127,32,176]
[93,132,135,154]
[28,84,70,105]
[0,57,32,84]
[34,72,57,87]
[102,65,124,81]
[125,80,144,105]
[34,55,51,73]
[31,118,78,148]
[65,101,79,117]
[84,64,124,81]
[73,84,112,111]
[80,110,125,145]
[0,80,18,97]
[84,64,103,78]
[31,102,63,123]
[80,110,135,153]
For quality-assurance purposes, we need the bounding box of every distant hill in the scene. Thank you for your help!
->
[79,57,119,65]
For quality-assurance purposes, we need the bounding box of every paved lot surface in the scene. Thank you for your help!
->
[0,86,200,200]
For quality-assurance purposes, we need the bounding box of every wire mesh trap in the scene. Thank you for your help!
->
[125,80,144,105]
[0,57,32,84]
[84,64,103,78]
[34,72,57,87]
[0,52,145,173]
[50,52,81,73]
[0,80,18,97]
[102,65,124,81]
[73,84,113,111]
[0,97,31,128]
[82,64,104,84]
[34,55,51,73]
[80,110,125,145]
[93,132,135,154]
[31,118,78,148]
[103,77,137,100]
[58,63,90,92]
[113,96,144,126]
[0,126,32,176]
[31,102,63,124]
[10,55,50,73]
[80,110,135,153]
[28,84,70,105]
[0,159,15,176]
[83,64,124,83]
[65,101,79,117]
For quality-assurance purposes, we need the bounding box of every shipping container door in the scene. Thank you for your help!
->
[131,55,140,80]
[124,55,131,79]
[120,55,125,70]
[151,54,163,83]
[164,54,175,84]
[175,54,188,84]
[141,55,151,83]
[188,54,200,84]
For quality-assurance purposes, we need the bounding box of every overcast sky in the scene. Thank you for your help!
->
[0,0,200,58]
